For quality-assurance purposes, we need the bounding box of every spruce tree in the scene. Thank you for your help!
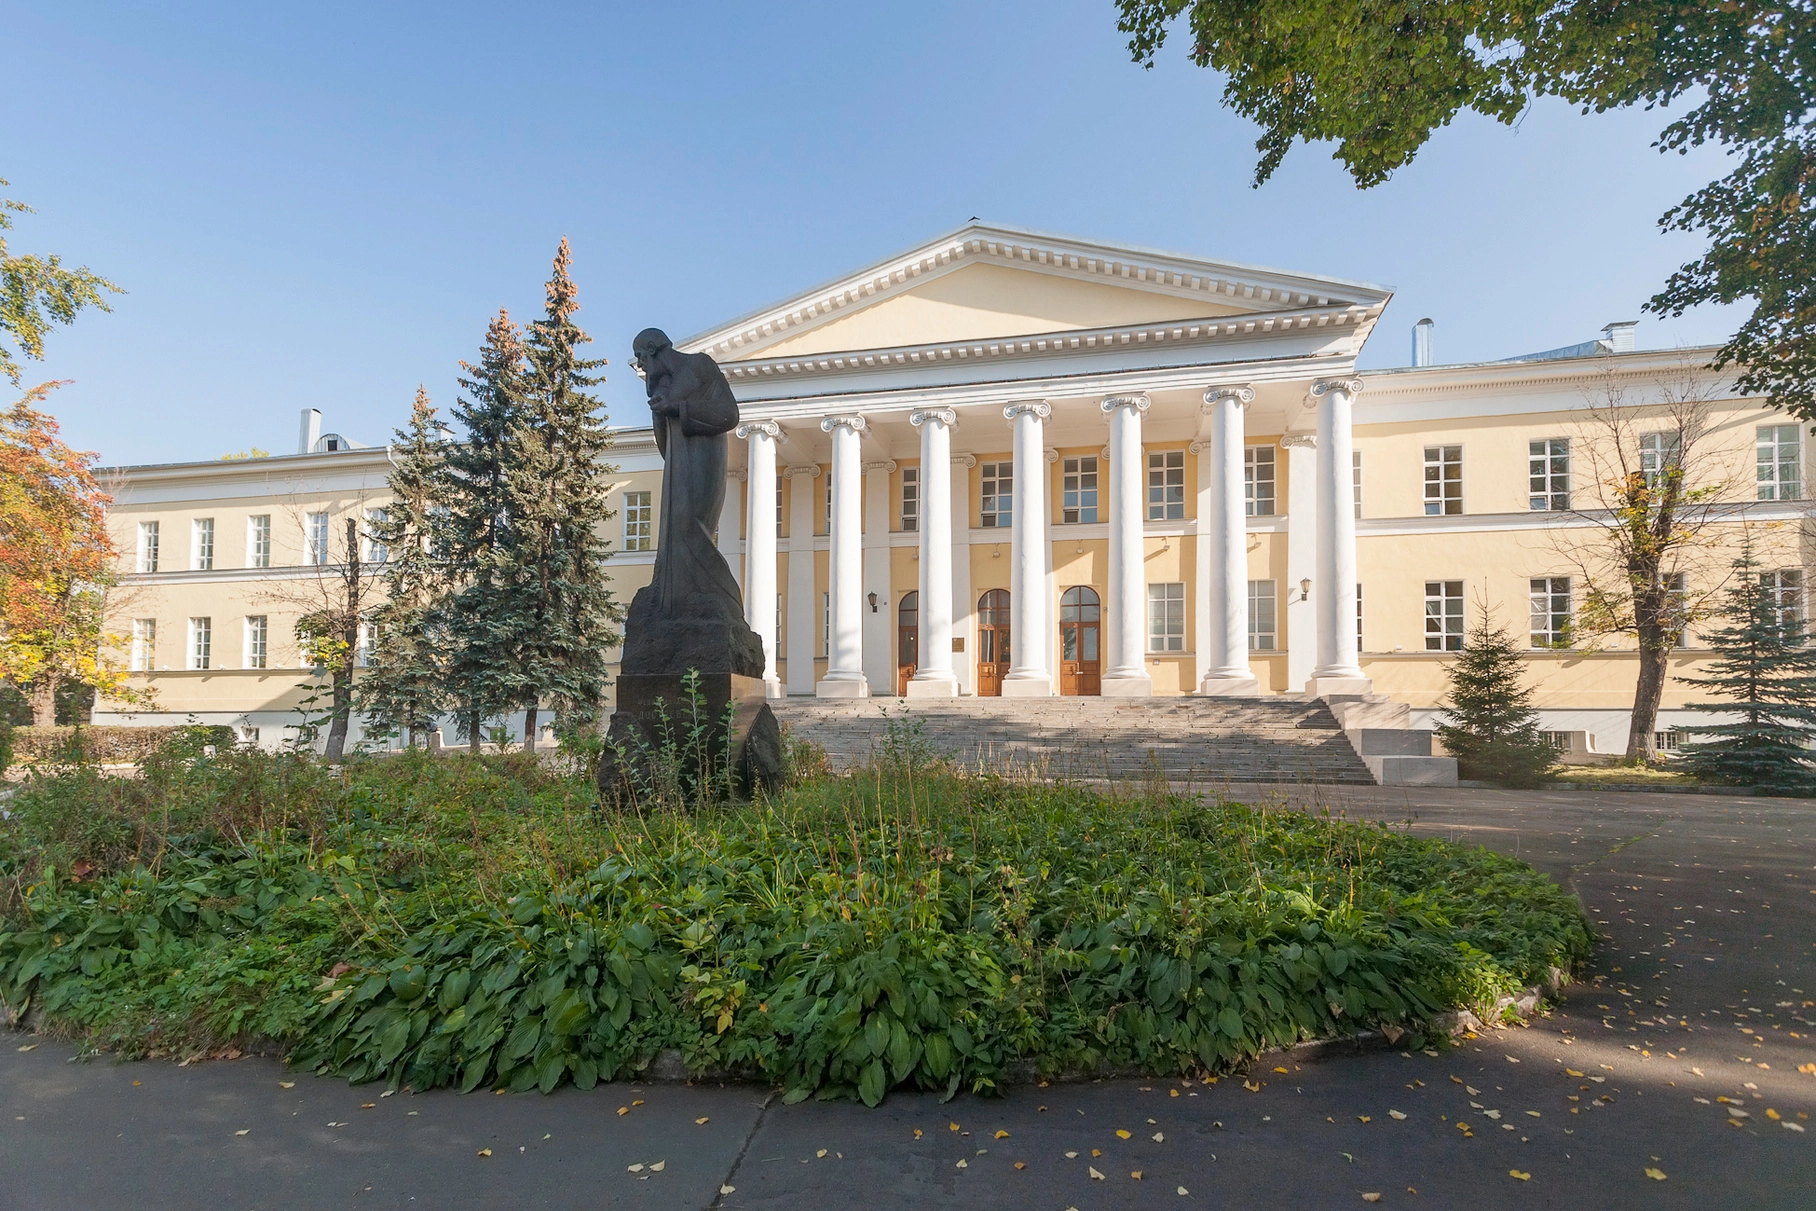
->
[1678,546,1816,793]
[1435,608,1559,788]
[440,310,530,751]
[357,387,449,746]
[504,238,621,751]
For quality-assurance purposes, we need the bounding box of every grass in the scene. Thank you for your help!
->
[0,732,1592,1104]
[1545,763,1705,788]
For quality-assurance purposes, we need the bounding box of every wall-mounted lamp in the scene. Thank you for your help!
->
[992,544,1001,558]
[867,592,879,613]
[1075,542,1084,555]
[1161,536,1171,553]
[1299,577,1312,602]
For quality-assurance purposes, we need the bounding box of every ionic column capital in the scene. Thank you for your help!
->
[862,460,898,474]
[1045,447,1060,464]
[1309,377,1364,399]
[820,413,868,435]
[783,464,822,480]
[1201,384,1255,410]
[950,453,977,468]
[1189,438,1213,455]
[1099,393,1152,416]
[736,419,782,441]
[731,468,748,482]
[1280,434,1317,450]
[910,407,957,428]
[1003,400,1051,423]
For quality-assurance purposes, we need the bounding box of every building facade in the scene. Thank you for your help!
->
[97,225,1812,755]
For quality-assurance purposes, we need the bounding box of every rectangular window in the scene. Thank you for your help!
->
[1666,571,1689,648]
[247,515,271,568]
[306,512,331,565]
[1148,450,1186,520]
[1539,730,1571,752]
[980,462,1012,528]
[1353,449,1363,520]
[1248,580,1277,651]
[359,620,378,668]
[244,615,268,669]
[776,480,784,539]
[1423,445,1462,515]
[1639,431,1681,490]
[363,508,389,563]
[188,616,212,670]
[1147,582,1186,652]
[1762,569,1805,630]
[1655,728,1684,753]
[1244,447,1276,517]
[137,521,160,573]
[900,467,920,532]
[1356,582,1364,652]
[191,517,215,570]
[1757,424,1801,501]
[1528,438,1570,511]
[821,592,830,657]
[1424,580,1464,651]
[825,477,832,534]
[623,491,652,551]
[1061,456,1099,523]
[131,619,156,671]
[1530,576,1573,649]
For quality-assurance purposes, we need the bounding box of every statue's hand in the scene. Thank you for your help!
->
[649,392,681,418]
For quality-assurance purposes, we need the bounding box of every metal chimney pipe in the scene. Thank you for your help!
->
[1412,318,1434,367]
[1602,321,1637,354]
[298,408,322,455]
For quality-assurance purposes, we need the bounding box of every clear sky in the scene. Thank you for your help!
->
[9,1,1745,467]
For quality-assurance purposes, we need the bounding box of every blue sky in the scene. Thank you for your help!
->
[9,1,1744,467]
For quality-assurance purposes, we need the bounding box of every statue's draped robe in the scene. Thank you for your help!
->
[649,349,745,620]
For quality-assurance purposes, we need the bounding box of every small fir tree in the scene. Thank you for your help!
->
[504,238,621,750]
[357,388,449,746]
[1435,607,1559,788]
[1677,546,1816,793]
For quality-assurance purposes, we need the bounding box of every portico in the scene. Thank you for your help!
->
[688,223,1391,702]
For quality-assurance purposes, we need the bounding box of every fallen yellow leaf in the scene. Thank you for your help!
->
[1388,1110,1407,1120]
[476,1148,492,1158]
[1358,1115,1372,1123]
[235,1129,249,1136]
[1363,1196,1382,1205]
[1766,1109,1781,1120]
[279,1081,294,1089]
[1178,1188,1190,1197]
[1152,1131,1165,1142]
[631,1099,644,1106]
[627,1163,643,1173]
[1645,1168,1667,1181]
[720,1186,735,1196]
[1116,1128,1132,1139]
[696,1116,709,1124]
[1797,1063,1815,1075]
[1509,1170,1530,1181]
[1565,1069,1583,1077]
[913,1128,923,1139]
[1170,1089,1179,1098]
[1014,1161,1026,1170]
[1273,1066,1288,1073]
[1131,1170,1143,1180]
[1088,1167,1105,1181]
[955,1159,968,1169]
[949,1121,960,1132]
[650,1161,666,1172]
[1526,1111,1541,1118]
[361,1103,376,1109]
[817,1149,828,1158]
[995,1130,1010,1139]
[617,1107,629,1116]
[16,1045,37,1053]
[1092,1148,1102,1157]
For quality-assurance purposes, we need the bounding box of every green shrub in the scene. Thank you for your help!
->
[0,748,1591,1103]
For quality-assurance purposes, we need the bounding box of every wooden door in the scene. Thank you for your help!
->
[976,589,1011,697]
[896,591,918,696]
[1059,586,1101,696]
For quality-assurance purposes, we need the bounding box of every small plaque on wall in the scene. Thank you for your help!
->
[951,638,965,652]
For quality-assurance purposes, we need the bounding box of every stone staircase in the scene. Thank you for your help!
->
[770,696,1379,786]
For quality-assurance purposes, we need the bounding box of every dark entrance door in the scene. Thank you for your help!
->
[1059,585,1101,696]
[896,591,918,696]
[976,589,1011,697]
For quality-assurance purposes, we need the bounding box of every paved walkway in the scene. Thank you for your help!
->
[3,786,1811,1209]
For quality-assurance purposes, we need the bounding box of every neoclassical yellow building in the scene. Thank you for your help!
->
[97,224,1811,757]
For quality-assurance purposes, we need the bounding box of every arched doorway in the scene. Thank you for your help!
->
[976,589,1011,697]
[896,591,918,696]
[1059,586,1101,696]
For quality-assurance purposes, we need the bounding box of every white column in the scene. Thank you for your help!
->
[1100,394,1153,696]
[737,421,781,697]
[783,465,819,695]
[817,414,869,697]
[861,459,895,694]
[949,453,976,695]
[1282,434,1318,693]
[1308,377,1370,695]
[1199,385,1260,695]
[717,471,743,590]
[1001,401,1052,696]
[907,409,959,696]
[1191,437,1214,690]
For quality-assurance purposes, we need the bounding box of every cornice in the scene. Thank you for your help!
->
[715,302,1381,385]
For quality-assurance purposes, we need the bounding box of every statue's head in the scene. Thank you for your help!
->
[631,328,672,378]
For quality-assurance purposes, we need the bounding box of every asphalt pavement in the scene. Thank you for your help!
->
[3,784,1812,1209]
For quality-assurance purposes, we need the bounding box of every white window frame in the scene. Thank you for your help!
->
[1762,569,1805,631]
[247,514,271,568]
[1423,445,1462,516]
[900,466,920,532]
[1666,571,1689,649]
[188,616,212,670]
[980,462,1012,528]
[1061,455,1099,524]
[1243,446,1275,517]
[137,520,160,573]
[306,512,331,565]
[1148,450,1186,521]
[623,491,652,552]
[1639,431,1682,491]
[1355,582,1364,652]
[1530,576,1573,649]
[191,517,215,570]
[1424,580,1464,651]
[1147,581,1186,653]
[821,591,830,658]
[1352,449,1363,520]
[130,619,156,671]
[359,620,378,668]
[1757,424,1801,501]
[1528,438,1570,511]
[244,615,268,669]
[363,508,389,563]
[1247,580,1277,651]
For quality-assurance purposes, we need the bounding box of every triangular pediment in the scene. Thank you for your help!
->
[679,223,1391,365]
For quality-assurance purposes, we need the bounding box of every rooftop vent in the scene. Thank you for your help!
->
[1412,318,1434,367]
[298,408,321,455]
[1602,320,1637,354]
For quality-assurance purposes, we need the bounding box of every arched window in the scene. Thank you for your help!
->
[978,588,1011,627]
[1059,585,1100,621]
